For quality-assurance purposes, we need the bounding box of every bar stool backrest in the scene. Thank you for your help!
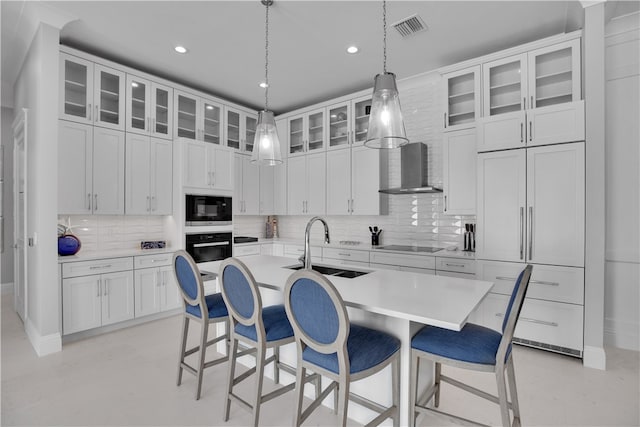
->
[173,250,207,316]
[219,257,265,339]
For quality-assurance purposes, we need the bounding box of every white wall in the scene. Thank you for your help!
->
[1,106,15,287]
[13,23,62,355]
[603,11,640,351]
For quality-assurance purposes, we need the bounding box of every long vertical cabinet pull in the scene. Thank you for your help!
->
[443,113,447,129]
[529,120,533,142]
[94,194,98,211]
[88,104,92,121]
[528,206,533,260]
[103,278,108,296]
[95,105,99,123]
[96,280,101,297]
[520,123,524,143]
[520,207,524,260]
[87,193,92,211]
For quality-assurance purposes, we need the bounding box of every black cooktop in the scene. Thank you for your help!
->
[375,245,443,253]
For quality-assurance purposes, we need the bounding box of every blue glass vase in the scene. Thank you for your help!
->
[58,234,81,256]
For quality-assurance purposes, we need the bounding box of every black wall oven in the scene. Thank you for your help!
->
[185,194,232,226]
[185,232,232,264]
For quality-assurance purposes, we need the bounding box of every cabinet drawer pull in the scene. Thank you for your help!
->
[90,264,113,270]
[495,312,558,327]
[444,262,465,268]
[528,206,533,261]
[194,241,230,248]
[338,253,351,257]
[103,279,108,296]
[495,276,558,287]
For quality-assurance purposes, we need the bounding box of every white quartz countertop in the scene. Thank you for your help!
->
[235,238,476,260]
[208,255,492,331]
[58,247,177,263]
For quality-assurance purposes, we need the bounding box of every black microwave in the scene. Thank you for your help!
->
[185,194,232,225]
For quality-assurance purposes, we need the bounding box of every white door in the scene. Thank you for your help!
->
[151,138,173,215]
[126,75,150,135]
[259,164,275,215]
[242,156,260,215]
[125,133,151,215]
[12,109,27,320]
[287,155,306,215]
[182,140,208,189]
[305,152,326,215]
[443,129,476,215]
[58,121,93,214]
[212,146,234,191]
[59,54,94,125]
[93,64,125,131]
[150,83,173,139]
[526,143,584,266]
[351,146,380,215]
[174,91,198,140]
[101,271,134,326]
[92,127,125,214]
[62,275,102,334]
[233,154,244,213]
[160,266,182,311]
[134,268,160,317]
[442,66,481,131]
[476,149,527,262]
[326,148,350,215]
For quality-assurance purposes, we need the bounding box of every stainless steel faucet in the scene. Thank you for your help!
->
[300,216,330,269]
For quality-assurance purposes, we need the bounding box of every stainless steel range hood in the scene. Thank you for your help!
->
[379,142,442,194]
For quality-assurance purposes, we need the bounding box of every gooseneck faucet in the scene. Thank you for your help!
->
[300,216,330,269]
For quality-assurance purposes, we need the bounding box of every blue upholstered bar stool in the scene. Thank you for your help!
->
[219,257,300,427]
[173,250,229,400]
[284,269,401,427]
[410,264,533,427]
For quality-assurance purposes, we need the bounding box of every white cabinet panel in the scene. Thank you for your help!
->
[234,154,260,215]
[287,152,326,215]
[101,271,135,326]
[92,127,125,214]
[351,146,381,215]
[442,65,481,131]
[369,252,436,269]
[234,244,260,257]
[182,140,234,192]
[326,149,351,215]
[443,129,476,215]
[527,101,585,147]
[126,75,173,139]
[63,275,102,334]
[323,247,370,264]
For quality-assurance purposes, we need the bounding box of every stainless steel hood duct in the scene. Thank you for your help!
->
[379,142,442,194]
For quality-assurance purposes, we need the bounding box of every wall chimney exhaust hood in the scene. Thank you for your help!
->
[379,142,442,194]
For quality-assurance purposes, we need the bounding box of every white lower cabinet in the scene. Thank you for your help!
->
[62,257,134,335]
[322,247,370,267]
[133,253,181,318]
[234,244,260,257]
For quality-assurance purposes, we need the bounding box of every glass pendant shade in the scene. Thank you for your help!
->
[364,72,409,149]
[251,110,283,165]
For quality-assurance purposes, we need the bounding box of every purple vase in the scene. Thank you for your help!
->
[58,234,81,256]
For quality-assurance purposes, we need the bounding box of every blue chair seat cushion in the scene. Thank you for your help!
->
[186,292,228,319]
[302,324,400,374]
[235,305,294,342]
[411,323,504,365]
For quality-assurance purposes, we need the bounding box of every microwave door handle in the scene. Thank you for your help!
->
[193,241,231,248]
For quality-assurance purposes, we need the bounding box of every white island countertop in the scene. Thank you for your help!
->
[207,255,493,331]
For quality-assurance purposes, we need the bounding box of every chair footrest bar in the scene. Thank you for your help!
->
[415,406,491,427]
[229,392,253,412]
[184,345,200,357]
[416,383,437,408]
[300,381,338,424]
[364,405,397,427]
[180,362,197,376]
[203,354,228,369]
[232,365,257,386]
[350,392,388,414]
[261,381,296,403]
[276,361,297,377]
[441,374,512,409]
[206,334,227,347]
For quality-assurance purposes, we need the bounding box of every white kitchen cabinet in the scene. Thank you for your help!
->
[182,139,234,192]
[134,253,181,318]
[234,244,261,257]
[326,146,382,215]
[272,119,288,215]
[478,39,584,151]
[442,65,481,131]
[234,153,260,215]
[58,121,125,215]
[442,128,476,215]
[174,90,224,144]
[125,134,173,215]
[126,75,173,139]
[326,96,372,151]
[226,106,257,152]
[59,53,126,131]
[322,247,370,265]
[287,152,326,215]
[288,108,325,156]
[259,164,275,215]
[62,257,135,335]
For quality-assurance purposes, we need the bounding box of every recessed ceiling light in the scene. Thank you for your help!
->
[346,46,359,54]
[259,82,269,88]
[174,46,188,54]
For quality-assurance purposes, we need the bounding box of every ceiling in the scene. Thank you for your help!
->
[1,1,638,114]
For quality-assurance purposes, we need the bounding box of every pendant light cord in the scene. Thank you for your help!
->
[264,1,270,111]
[382,0,387,74]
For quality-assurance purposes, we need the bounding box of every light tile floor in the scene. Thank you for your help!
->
[2,292,638,426]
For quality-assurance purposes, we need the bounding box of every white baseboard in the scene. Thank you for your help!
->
[1,282,14,294]
[25,318,62,356]
[583,345,607,370]
[604,318,640,351]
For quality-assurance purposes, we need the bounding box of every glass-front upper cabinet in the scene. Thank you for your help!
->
[175,92,198,140]
[528,39,581,109]
[351,95,372,145]
[482,54,527,118]
[287,108,325,156]
[226,109,241,150]
[151,84,172,137]
[328,102,350,150]
[174,91,220,143]
[442,66,481,131]
[244,114,257,153]
[59,53,125,131]
[202,100,222,145]
[225,107,258,152]
[126,74,173,139]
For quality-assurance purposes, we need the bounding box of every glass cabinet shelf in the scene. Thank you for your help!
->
[65,79,86,88]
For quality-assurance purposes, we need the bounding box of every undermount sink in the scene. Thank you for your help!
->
[284,264,371,279]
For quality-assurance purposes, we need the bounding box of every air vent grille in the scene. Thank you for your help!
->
[392,14,427,38]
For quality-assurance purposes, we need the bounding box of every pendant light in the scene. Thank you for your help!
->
[364,0,409,149]
[251,0,283,165]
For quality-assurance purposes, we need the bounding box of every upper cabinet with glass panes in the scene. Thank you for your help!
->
[174,90,223,145]
[477,37,583,151]
[126,74,173,139]
[442,66,481,132]
[287,108,326,156]
[326,96,372,151]
[59,53,125,131]
[225,106,258,153]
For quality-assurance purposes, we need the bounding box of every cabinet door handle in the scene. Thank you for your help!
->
[152,118,156,132]
[94,194,98,211]
[519,207,524,260]
[338,253,351,257]
[528,206,533,261]
[444,195,448,212]
[523,97,526,110]
[157,270,162,287]
[147,117,150,131]
[444,262,465,268]
[151,196,156,211]
[211,171,215,186]
[95,105,99,122]
[87,193,92,211]
[495,276,559,287]
[443,112,447,128]
[530,96,534,110]
[103,278,108,296]
[147,196,150,211]
[96,280,100,297]
[90,264,112,270]
[520,123,524,143]
[88,103,92,121]
[529,120,533,142]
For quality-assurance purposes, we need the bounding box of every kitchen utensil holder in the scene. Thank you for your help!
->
[371,234,379,246]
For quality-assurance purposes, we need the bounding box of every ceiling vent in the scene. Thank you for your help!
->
[392,14,427,38]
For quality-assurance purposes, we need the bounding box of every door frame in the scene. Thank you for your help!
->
[12,108,28,321]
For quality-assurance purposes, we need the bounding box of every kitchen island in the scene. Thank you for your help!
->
[205,255,493,426]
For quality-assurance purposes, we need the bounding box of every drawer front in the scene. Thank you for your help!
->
[369,252,435,269]
[323,247,370,263]
[284,244,304,257]
[134,253,173,269]
[63,257,134,278]
[234,244,260,257]
[436,270,475,279]
[369,263,400,271]
[481,294,584,354]
[477,260,584,304]
[399,266,435,275]
[436,257,476,274]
